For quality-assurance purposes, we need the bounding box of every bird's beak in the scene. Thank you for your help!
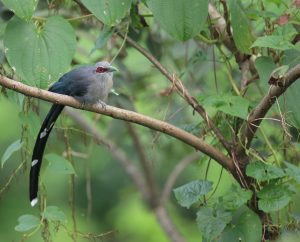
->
[108,65,118,72]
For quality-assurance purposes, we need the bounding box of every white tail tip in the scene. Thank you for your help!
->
[30,198,38,207]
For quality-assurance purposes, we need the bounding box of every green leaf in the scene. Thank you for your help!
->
[45,153,76,175]
[147,0,208,41]
[91,26,114,54]
[284,161,300,184]
[246,161,285,182]
[257,184,293,212]
[2,0,38,20]
[173,180,213,208]
[4,16,76,88]
[1,139,23,167]
[81,0,132,26]
[42,206,66,222]
[218,206,262,242]
[221,185,252,210]
[251,36,295,50]
[200,94,250,119]
[228,0,255,54]
[15,214,40,232]
[283,81,300,129]
[196,207,232,240]
[19,111,41,139]
[254,56,276,91]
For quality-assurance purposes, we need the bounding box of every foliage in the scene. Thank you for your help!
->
[0,0,300,242]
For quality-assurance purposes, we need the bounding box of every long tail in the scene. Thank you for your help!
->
[29,104,64,206]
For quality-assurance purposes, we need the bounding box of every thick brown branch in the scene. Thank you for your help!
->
[239,64,300,151]
[0,75,234,174]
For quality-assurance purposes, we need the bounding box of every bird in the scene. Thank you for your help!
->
[29,61,117,207]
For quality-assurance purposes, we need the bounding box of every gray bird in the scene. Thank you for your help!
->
[30,61,117,207]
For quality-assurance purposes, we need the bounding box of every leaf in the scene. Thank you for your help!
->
[218,206,262,242]
[1,139,23,167]
[147,0,208,41]
[91,26,114,54]
[196,207,232,240]
[221,185,252,210]
[173,180,213,208]
[4,16,76,88]
[45,153,76,175]
[254,56,276,91]
[251,35,295,50]
[15,214,40,232]
[81,0,132,26]
[257,184,294,212]
[228,0,255,54]
[2,0,38,20]
[42,206,66,222]
[283,81,300,129]
[200,94,250,119]
[19,111,41,139]
[284,161,300,184]
[246,161,285,182]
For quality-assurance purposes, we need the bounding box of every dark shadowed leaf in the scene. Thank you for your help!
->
[196,207,232,240]
[173,180,213,208]
[1,139,23,167]
[147,0,208,41]
[91,26,114,54]
[15,214,40,232]
[4,16,76,88]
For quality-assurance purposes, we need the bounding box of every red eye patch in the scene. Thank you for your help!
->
[96,67,108,73]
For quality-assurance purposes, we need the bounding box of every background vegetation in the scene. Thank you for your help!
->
[1,0,300,241]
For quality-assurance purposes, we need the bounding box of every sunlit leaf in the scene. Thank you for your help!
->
[4,16,76,88]
[147,0,208,41]
[246,161,286,182]
[2,0,37,20]
[15,214,40,232]
[173,180,213,208]
[81,0,132,26]
[1,139,23,167]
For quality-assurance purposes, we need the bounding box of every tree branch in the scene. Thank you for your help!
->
[239,64,300,151]
[0,74,234,174]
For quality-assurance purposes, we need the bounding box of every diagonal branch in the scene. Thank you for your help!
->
[117,33,232,153]
[239,64,300,152]
[0,74,234,174]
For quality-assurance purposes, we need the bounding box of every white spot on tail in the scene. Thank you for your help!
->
[40,128,47,138]
[49,122,54,129]
[31,198,38,207]
[31,159,38,167]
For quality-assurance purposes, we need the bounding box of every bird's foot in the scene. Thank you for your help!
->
[97,100,107,109]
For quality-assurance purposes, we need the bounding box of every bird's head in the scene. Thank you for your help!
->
[94,61,118,77]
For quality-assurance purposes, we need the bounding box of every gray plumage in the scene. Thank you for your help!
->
[29,61,117,207]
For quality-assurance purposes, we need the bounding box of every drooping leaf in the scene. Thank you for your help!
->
[218,206,262,242]
[221,185,252,210]
[246,161,286,182]
[2,0,38,20]
[255,56,276,91]
[15,214,40,232]
[45,153,76,175]
[147,0,208,41]
[196,207,232,240]
[4,16,76,88]
[81,0,132,26]
[91,26,114,54]
[228,0,255,54]
[173,180,213,208]
[284,161,300,184]
[42,206,66,222]
[1,139,23,167]
[257,184,294,212]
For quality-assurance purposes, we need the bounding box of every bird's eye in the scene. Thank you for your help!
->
[96,67,108,73]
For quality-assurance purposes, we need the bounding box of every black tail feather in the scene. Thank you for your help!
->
[29,104,64,206]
